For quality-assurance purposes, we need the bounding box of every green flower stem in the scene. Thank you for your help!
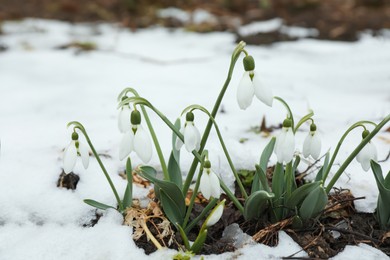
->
[118,88,169,181]
[67,121,123,210]
[325,115,389,194]
[220,178,244,213]
[294,110,314,133]
[184,198,218,234]
[181,104,248,200]
[182,157,205,229]
[322,120,378,183]
[274,96,294,129]
[182,41,247,196]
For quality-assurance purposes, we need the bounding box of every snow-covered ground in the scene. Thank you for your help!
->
[0,19,389,259]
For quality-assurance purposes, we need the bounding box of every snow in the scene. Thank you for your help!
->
[0,18,389,259]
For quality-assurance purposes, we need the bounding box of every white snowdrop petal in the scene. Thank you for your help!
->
[194,125,201,151]
[282,129,295,163]
[134,126,152,163]
[63,141,77,173]
[275,131,286,164]
[302,134,311,158]
[184,123,198,152]
[119,131,134,161]
[199,172,211,200]
[310,133,322,160]
[118,106,131,133]
[206,201,224,227]
[78,141,90,169]
[252,72,273,107]
[361,159,371,172]
[236,72,255,110]
[208,170,221,199]
[370,142,378,161]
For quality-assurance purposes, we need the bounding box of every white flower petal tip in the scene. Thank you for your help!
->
[206,199,225,227]
[274,127,295,164]
[199,169,221,200]
[252,73,273,107]
[119,131,134,161]
[63,141,77,173]
[118,106,131,133]
[183,123,201,153]
[356,142,377,172]
[134,126,152,163]
[78,142,90,169]
[237,72,254,110]
[175,127,185,151]
[302,131,321,160]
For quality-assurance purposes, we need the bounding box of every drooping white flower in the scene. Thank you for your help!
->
[119,110,152,163]
[175,112,201,152]
[236,55,273,110]
[199,161,221,200]
[118,105,131,133]
[302,124,321,160]
[63,132,89,173]
[205,199,225,227]
[356,130,377,172]
[274,119,295,164]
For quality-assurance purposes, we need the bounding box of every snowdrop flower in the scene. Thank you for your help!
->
[118,102,131,133]
[204,199,225,227]
[302,123,321,160]
[63,132,89,173]
[356,130,377,172]
[199,160,221,200]
[236,55,273,110]
[119,110,152,163]
[274,118,295,164]
[175,111,201,152]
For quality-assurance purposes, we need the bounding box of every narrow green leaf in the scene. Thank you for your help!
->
[244,190,274,220]
[177,224,190,250]
[190,229,208,254]
[122,158,133,209]
[160,189,185,227]
[252,137,275,194]
[383,170,390,189]
[254,165,270,193]
[371,161,390,229]
[317,152,330,181]
[83,199,116,211]
[272,163,284,200]
[299,186,328,220]
[167,151,182,189]
[315,167,324,182]
[285,181,321,209]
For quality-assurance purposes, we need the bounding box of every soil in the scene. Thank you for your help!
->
[1,0,389,44]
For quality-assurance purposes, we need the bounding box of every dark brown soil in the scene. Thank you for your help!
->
[57,171,80,190]
[1,0,389,43]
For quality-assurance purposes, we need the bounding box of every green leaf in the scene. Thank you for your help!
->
[254,165,270,193]
[244,190,274,220]
[122,158,133,209]
[272,163,284,200]
[190,229,208,254]
[371,161,390,229]
[160,189,185,227]
[168,151,183,189]
[383,170,390,189]
[286,181,321,209]
[252,137,275,193]
[83,199,116,211]
[317,152,330,181]
[298,186,328,220]
[177,224,190,250]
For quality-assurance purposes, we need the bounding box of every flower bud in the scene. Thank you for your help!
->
[243,56,255,72]
[283,118,292,128]
[71,132,79,141]
[131,110,141,125]
[186,111,194,122]
[310,123,317,132]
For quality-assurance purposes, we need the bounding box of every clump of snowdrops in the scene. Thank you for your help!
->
[63,41,390,253]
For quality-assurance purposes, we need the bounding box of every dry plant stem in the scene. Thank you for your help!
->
[140,217,163,250]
